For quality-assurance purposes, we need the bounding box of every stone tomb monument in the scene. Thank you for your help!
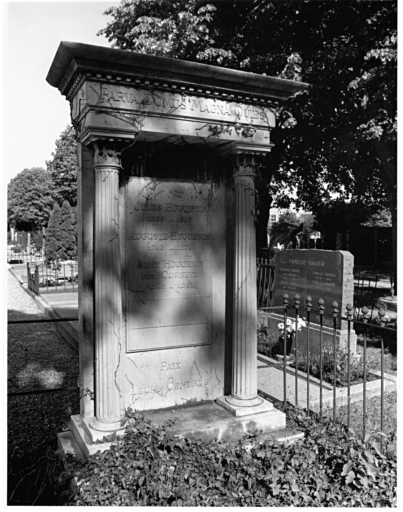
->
[271,249,357,355]
[47,42,307,457]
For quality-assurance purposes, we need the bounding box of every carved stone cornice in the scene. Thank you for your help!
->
[48,42,309,105]
[78,127,136,151]
[218,141,272,157]
[66,71,280,107]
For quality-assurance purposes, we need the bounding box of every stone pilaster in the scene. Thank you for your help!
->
[89,141,125,433]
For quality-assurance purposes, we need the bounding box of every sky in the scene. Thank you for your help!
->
[4,0,120,183]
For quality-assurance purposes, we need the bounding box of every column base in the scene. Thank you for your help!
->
[216,395,273,417]
[83,417,126,443]
[60,415,123,459]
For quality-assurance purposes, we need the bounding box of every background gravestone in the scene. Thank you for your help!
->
[271,249,357,355]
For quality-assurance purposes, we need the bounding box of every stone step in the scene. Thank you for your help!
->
[144,401,286,444]
[57,422,304,462]
[241,428,305,452]
[58,401,302,460]
[57,431,85,462]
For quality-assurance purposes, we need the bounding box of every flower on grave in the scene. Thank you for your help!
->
[296,317,307,330]
[278,317,307,334]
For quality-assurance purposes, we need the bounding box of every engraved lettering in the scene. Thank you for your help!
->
[308,260,325,267]
[137,261,160,269]
[163,260,204,268]
[161,361,182,371]
[161,271,199,279]
[126,178,212,352]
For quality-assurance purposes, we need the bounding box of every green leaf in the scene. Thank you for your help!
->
[346,471,355,485]
[372,442,383,457]
[291,483,299,492]
[342,461,353,476]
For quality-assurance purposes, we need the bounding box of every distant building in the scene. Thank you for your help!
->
[267,208,313,228]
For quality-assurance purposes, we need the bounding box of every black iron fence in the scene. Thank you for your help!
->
[258,294,396,453]
[27,262,78,295]
[257,257,275,309]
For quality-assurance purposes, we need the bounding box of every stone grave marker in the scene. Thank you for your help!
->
[47,41,308,457]
[271,249,357,354]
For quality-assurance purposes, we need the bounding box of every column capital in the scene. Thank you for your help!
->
[76,131,136,169]
[91,141,124,169]
[218,142,270,178]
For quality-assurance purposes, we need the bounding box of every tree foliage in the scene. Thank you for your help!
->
[98,0,218,59]
[7,167,55,231]
[59,201,77,260]
[361,208,392,228]
[277,210,300,227]
[45,201,77,264]
[99,0,397,281]
[46,125,78,207]
[98,0,396,213]
[45,203,62,265]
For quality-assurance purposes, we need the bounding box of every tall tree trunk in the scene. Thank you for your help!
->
[390,191,397,295]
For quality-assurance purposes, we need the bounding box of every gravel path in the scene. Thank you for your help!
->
[8,267,45,318]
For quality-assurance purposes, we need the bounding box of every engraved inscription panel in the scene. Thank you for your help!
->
[125,178,212,351]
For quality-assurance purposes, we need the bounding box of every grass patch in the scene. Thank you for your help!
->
[8,314,80,505]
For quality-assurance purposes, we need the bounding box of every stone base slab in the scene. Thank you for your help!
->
[145,401,285,443]
[59,401,287,459]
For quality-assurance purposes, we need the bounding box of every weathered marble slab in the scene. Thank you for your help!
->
[125,177,212,351]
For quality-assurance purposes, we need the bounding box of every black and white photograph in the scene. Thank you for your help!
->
[5,0,398,505]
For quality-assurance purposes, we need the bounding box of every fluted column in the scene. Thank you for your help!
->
[217,145,273,417]
[226,152,263,408]
[90,141,125,431]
